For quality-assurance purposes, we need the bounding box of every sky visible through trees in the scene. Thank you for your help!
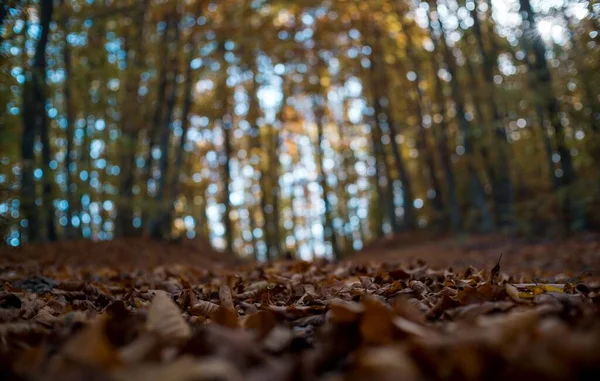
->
[0,0,599,260]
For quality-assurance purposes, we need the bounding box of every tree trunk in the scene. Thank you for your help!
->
[560,6,600,164]
[139,12,171,234]
[470,2,514,227]
[21,0,55,242]
[401,22,445,226]
[365,62,389,237]
[151,17,182,240]
[431,3,493,232]
[115,1,149,237]
[430,61,462,232]
[314,98,340,259]
[248,69,271,260]
[519,0,579,229]
[270,128,282,257]
[61,0,75,239]
[164,34,197,238]
[371,26,415,231]
[215,41,234,253]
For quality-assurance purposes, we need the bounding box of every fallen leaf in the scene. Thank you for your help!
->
[360,297,394,345]
[189,299,220,317]
[112,356,243,381]
[219,285,236,312]
[56,315,121,369]
[242,310,276,339]
[212,306,239,329]
[146,290,191,342]
[328,298,364,324]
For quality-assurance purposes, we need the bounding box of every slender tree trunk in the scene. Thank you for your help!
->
[215,41,235,253]
[270,111,284,258]
[40,101,57,241]
[60,0,75,239]
[140,13,171,233]
[248,70,272,260]
[151,17,182,240]
[431,3,493,232]
[371,26,416,231]
[165,35,196,237]
[519,0,580,229]
[560,6,600,165]
[401,25,445,226]
[247,194,260,260]
[368,35,399,233]
[21,0,55,242]
[470,2,514,227]
[365,67,389,237]
[314,99,340,259]
[536,106,560,190]
[430,62,462,232]
[222,118,234,252]
[334,120,352,255]
[291,180,302,258]
[115,1,149,237]
[464,56,497,194]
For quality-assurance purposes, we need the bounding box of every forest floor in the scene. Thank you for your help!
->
[1,233,600,380]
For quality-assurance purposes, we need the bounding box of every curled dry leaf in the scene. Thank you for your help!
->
[505,283,524,303]
[146,290,191,343]
[176,289,198,310]
[235,287,266,301]
[188,299,220,317]
[219,285,236,312]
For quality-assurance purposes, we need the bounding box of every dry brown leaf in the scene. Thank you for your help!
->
[392,316,432,338]
[348,346,420,381]
[56,315,121,369]
[242,310,276,339]
[189,299,220,317]
[328,298,364,323]
[176,289,198,310]
[146,290,191,342]
[219,285,236,312]
[505,283,525,303]
[118,333,159,364]
[490,253,502,283]
[445,301,515,321]
[0,321,49,338]
[262,325,293,353]
[212,306,240,329]
[0,307,20,322]
[360,297,395,345]
[10,345,47,379]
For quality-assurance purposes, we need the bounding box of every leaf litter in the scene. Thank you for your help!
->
[1,241,600,380]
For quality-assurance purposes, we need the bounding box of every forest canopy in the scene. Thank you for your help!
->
[0,0,599,260]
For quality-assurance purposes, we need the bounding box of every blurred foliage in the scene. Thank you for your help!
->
[0,0,599,259]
